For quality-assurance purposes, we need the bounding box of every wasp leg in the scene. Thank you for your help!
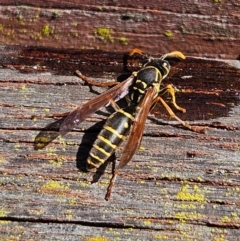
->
[31,111,71,119]
[154,96,205,133]
[129,48,145,56]
[159,84,186,113]
[108,98,120,111]
[129,48,150,60]
[105,170,118,201]
[76,70,120,87]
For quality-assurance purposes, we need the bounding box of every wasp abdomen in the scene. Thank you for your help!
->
[86,107,135,171]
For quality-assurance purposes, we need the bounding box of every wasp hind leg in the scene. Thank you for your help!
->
[76,70,120,87]
[154,96,205,133]
[105,170,118,201]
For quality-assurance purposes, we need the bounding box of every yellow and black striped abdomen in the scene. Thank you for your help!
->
[86,106,135,171]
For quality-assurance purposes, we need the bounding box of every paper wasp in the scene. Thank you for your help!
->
[59,48,203,200]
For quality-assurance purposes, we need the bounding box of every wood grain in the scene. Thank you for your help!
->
[0,47,240,240]
[0,1,240,59]
[0,0,240,240]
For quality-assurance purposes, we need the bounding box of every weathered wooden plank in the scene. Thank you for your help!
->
[0,1,240,59]
[0,47,240,240]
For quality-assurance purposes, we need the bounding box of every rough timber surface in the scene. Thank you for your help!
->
[0,46,240,241]
[0,1,240,59]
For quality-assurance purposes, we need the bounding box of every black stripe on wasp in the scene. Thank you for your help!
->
[59,48,204,200]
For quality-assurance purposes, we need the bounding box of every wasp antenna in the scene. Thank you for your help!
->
[161,51,186,60]
[129,48,146,56]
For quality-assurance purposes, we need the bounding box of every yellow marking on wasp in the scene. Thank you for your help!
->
[118,109,134,120]
[124,122,129,128]
[136,79,147,89]
[104,126,125,140]
[87,159,100,168]
[162,66,170,78]
[89,152,105,164]
[133,86,145,94]
[98,136,117,149]
[153,68,163,83]
[153,82,160,93]
[108,113,114,119]
[132,71,138,76]
[155,71,158,82]
[93,144,111,157]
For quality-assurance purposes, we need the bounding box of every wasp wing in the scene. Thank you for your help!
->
[59,75,134,135]
[117,87,157,169]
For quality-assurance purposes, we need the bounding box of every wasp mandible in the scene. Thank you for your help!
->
[59,49,203,200]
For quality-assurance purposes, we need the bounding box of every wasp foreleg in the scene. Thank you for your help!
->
[159,84,186,113]
[76,70,120,87]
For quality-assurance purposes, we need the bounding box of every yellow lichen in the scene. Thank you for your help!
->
[0,208,10,217]
[154,234,168,240]
[0,220,10,224]
[87,237,109,241]
[78,180,88,188]
[69,199,77,206]
[14,143,20,151]
[213,237,226,241]
[174,211,201,221]
[119,36,128,45]
[220,216,231,223]
[143,220,151,225]
[175,184,205,202]
[0,209,10,223]
[65,210,73,220]
[231,212,239,220]
[139,146,145,151]
[41,24,53,36]
[21,85,26,90]
[49,158,63,167]
[164,30,174,37]
[0,156,5,164]
[175,203,196,210]
[46,146,56,155]
[40,180,69,191]
[28,208,43,215]
[94,27,113,43]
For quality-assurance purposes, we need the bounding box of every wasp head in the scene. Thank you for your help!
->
[129,49,185,79]
[144,59,170,79]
